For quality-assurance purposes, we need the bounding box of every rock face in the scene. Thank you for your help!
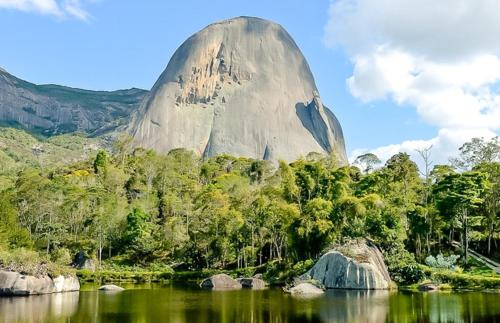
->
[200,274,242,290]
[0,270,80,296]
[0,68,147,136]
[72,251,96,271]
[131,16,347,163]
[303,240,392,290]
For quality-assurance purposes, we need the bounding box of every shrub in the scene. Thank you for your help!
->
[422,266,500,289]
[0,248,73,277]
[51,248,72,266]
[425,254,460,270]
[384,245,424,285]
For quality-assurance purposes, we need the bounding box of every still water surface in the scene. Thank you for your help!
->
[0,283,499,322]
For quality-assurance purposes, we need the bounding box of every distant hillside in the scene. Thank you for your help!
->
[0,68,147,136]
[0,127,102,189]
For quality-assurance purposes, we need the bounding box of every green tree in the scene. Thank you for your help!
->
[93,150,108,174]
[451,137,499,170]
[474,162,500,254]
[293,197,333,259]
[354,153,382,174]
[122,208,159,264]
[434,171,489,264]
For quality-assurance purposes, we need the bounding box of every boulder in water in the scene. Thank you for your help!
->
[99,284,125,291]
[237,277,266,290]
[302,239,392,290]
[200,274,242,290]
[288,282,324,296]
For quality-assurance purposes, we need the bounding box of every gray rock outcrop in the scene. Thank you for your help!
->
[303,240,392,290]
[0,270,80,296]
[72,251,96,271]
[131,16,347,163]
[0,68,147,136]
[200,274,242,290]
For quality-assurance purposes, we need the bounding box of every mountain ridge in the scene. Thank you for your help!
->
[0,68,148,136]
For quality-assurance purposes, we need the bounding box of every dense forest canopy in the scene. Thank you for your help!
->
[0,128,498,284]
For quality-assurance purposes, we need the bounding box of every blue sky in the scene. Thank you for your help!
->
[1,0,498,165]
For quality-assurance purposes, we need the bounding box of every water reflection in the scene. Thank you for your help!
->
[0,284,499,323]
[0,291,79,323]
[319,290,389,322]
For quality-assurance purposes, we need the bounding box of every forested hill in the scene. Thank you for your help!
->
[0,127,498,285]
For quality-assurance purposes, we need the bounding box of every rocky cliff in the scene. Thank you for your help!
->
[0,68,147,136]
[131,16,347,163]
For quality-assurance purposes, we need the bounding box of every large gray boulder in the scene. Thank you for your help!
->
[200,274,242,290]
[303,240,392,290]
[131,16,347,163]
[237,277,266,290]
[0,270,80,296]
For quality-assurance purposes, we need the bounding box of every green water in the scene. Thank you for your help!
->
[1,283,499,322]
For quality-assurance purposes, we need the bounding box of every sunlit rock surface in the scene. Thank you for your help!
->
[0,68,147,136]
[288,282,325,296]
[200,274,242,290]
[303,240,392,290]
[0,270,80,296]
[131,16,347,163]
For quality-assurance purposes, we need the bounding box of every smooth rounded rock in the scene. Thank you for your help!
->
[200,274,242,290]
[288,283,324,296]
[99,284,125,292]
[303,239,392,290]
[237,277,266,290]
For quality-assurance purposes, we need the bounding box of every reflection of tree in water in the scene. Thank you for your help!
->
[387,291,500,323]
[4,286,500,322]
[317,290,390,323]
[0,291,79,323]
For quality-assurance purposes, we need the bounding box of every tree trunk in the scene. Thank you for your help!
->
[463,209,469,266]
[98,234,103,268]
[488,221,493,255]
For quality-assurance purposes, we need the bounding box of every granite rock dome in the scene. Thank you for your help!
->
[131,16,347,162]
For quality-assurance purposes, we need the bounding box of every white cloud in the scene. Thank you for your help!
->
[350,128,497,170]
[62,0,88,20]
[0,0,91,20]
[327,0,500,166]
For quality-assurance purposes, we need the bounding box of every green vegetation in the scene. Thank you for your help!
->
[0,127,498,289]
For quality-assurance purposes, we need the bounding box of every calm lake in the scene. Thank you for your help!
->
[1,283,499,323]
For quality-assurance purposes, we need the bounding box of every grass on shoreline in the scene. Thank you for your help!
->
[77,265,267,284]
